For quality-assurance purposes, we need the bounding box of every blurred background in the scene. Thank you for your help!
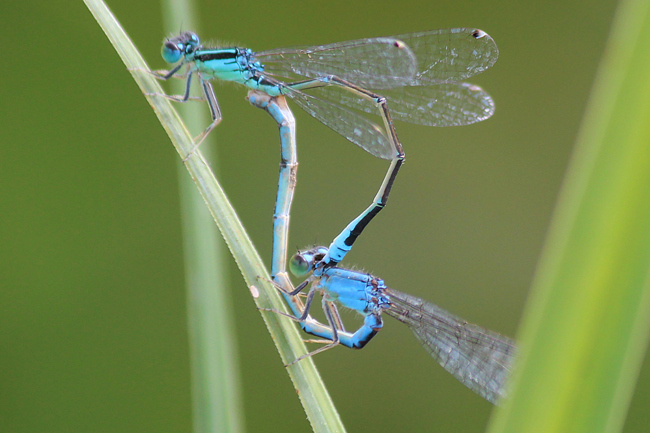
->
[2,0,648,431]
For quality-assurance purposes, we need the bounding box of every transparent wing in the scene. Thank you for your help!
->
[383,81,494,126]
[280,85,395,160]
[393,28,499,82]
[254,37,418,89]
[254,28,498,91]
[385,288,516,404]
[310,81,495,127]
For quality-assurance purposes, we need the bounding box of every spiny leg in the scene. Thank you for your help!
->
[140,65,223,159]
[182,79,223,161]
[142,64,195,102]
[286,299,343,366]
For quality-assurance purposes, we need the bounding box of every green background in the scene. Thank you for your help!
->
[2,0,649,432]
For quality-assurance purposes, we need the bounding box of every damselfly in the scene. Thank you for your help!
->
[155,29,498,266]
[273,246,516,404]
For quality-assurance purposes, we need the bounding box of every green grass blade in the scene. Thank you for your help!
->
[159,0,244,431]
[83,1,346,431]
[488,0,650,432]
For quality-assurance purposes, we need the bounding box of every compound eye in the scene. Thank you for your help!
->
[161,41,183,64]
[289,253,310,277]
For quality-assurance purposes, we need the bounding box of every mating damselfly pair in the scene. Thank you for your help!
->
[152,28,515,404]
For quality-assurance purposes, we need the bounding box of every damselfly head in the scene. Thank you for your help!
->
[161,31,201,64]
[289,246,328,277]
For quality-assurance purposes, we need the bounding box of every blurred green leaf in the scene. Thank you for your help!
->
[488,1,650,432]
